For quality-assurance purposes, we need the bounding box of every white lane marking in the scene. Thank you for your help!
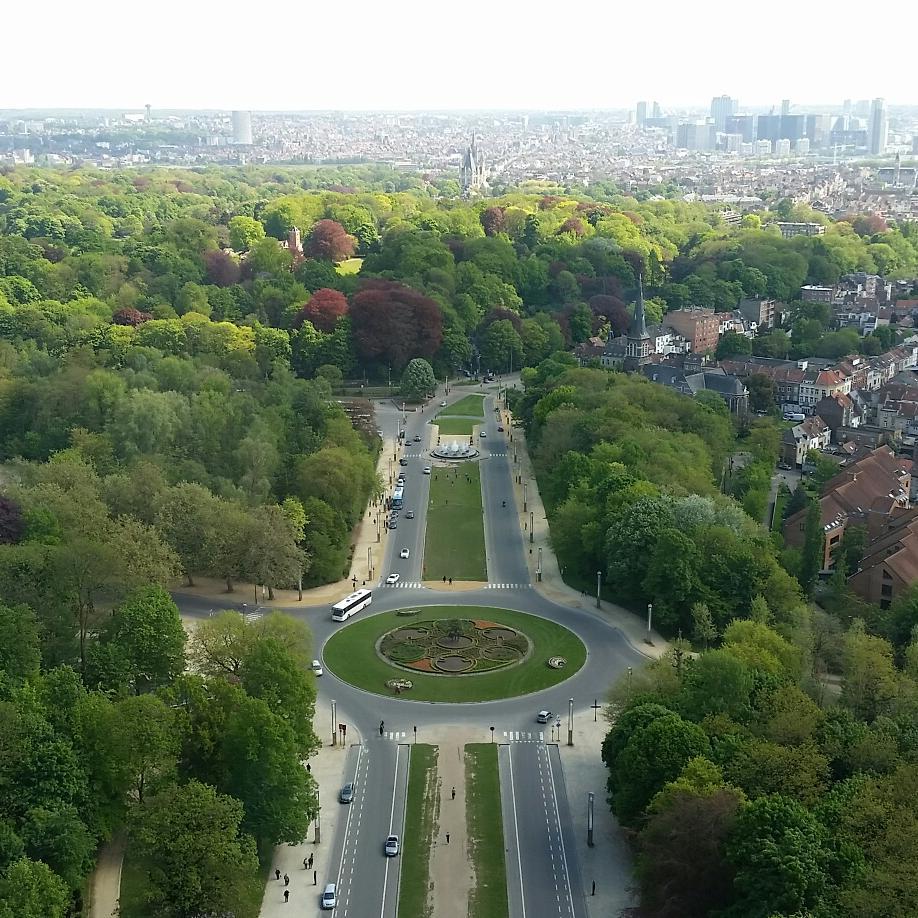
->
[546,748,576,917]
[336,745,364,909]
[507,745,527,918]
[379,744,401,918]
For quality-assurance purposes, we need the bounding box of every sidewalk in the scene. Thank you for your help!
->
[88,831,126,918]
[258,717,357,916]
[501,406,669,663]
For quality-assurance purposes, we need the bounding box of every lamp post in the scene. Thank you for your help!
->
[489,726,495,743]
[537,547,542,583]
[568,697,574,747]
[647,602,654,635]
[587,792,595,847]
[523,481,528,513]
[368,546,372,578]
[529,511,534,544]
[596,570,602,609]
[331,699,337,747]
[314,788,321,844]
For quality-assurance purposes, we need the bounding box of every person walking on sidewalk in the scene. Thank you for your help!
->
[445,832,450,844]
[313,870,317,886]
[451,786,456,800]
[283,889,289,903]
[275,868,280,880]
[283,874,289,886]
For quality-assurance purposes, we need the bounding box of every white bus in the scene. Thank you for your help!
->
[331,588,373,622]
[391,487,404,510]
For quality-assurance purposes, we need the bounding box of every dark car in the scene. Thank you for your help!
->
[399,457,408,466]
[405,510,415,519]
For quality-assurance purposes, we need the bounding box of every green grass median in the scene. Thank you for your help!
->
[398,744,438,918]
[434,416,478,436]
[441,394,485,417]
[424,464,486,581]
[466,744,508,918]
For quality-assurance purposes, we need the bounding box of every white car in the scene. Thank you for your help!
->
[536,710,552,724]
[312,659,323,676]
[423,466,431,475]
[386,573,401,585]
[440,400,447,407]
[479,430,487,438]
[385,834,400,856]
[400,548,410,559]
[321,883,337,909]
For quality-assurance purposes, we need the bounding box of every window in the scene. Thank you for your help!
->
[881,584,893,598]
[881,599,891,610]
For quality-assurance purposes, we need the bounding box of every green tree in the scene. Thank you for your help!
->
[0,603,40,684]
[227,215,266,252]
[0,858,70,918]
[799,496,824,597]
[400,357,436,400]
[132,780,260,918]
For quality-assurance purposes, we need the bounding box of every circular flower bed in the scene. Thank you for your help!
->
[378,618,531,675]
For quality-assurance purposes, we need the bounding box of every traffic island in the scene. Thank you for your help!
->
[323,605,585,702]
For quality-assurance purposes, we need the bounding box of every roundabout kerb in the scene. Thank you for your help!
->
[323,604,586,703]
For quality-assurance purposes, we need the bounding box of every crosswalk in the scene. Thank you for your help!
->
[379,581,425,589]
[378,581,532,589]
[378,730,547,744]
[381,731,410,742]
[481,452,508,458]
[485,583,532,590]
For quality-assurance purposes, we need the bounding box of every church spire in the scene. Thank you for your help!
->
[630,274,648,339]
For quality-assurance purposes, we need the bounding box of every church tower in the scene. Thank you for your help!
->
[623,275,653,372]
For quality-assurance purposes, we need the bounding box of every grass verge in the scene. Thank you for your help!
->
[424,464,486,580]
[466,744,508,918]
[441,394,486,417]
[772,484,790,531]
[398,745,438,918]
[336,257,364,275]
[434,416,478,436]
[323,605,586,702]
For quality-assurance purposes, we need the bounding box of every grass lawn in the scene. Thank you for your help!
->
[424,464,486,580]
[119,842,265,918]
[440,394,485,418]
[465,744,508,918]
[434,416,478,436]
[322,605,586,702]
[771,484,790,531]
[398,745,438,918]
[335,257,364,275]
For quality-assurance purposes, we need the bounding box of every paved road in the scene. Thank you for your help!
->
[175,384,642,916]
[500,743,586,918]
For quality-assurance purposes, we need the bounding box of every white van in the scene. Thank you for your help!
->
[321,883,337,909]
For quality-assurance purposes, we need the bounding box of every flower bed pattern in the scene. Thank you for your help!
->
[379,618,530,675]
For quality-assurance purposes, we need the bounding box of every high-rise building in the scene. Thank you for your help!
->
[842,99,852,116]
[780,114,806,142]
[651,101,662,119]
[231,110,253,145]
[805,114,832,149]
[676,121,715,151]
[725,114,755,143]
[636,101,648,126]
[913,135,918,155]
[756,114,782,143]
[144,104,151,122]
[781,99,791,117]
[710,95,737,132]
[869,98,888,155]
[775,139,791,156]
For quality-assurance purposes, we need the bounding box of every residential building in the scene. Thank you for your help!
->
[642,365,749,415]
[738,298,777,330]
[662,307,720,354]
[231,110,253,145]
[814,393,861,437]
[783,445,912,570]
[799,368,851,407]
[775,222,826,239]
[801,285,835,303]
[849,511,918,608]
[781,416,831,467]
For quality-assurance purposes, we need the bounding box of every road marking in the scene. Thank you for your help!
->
[379,744,401,918]
[506,745,527,918]
[335,745,364,908]
[546,748,576,917]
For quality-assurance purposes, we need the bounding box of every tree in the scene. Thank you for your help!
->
[88,585,186,694]
[111,694,179,804]
[132,780,260,918]
[691,601,717,649]
[400,358,436,400]
[0,496,25,544]
[799,496,824,596]
[716,331,753,359]
[746,374,776,412]
[479,206,505,237]
[0,858,70,918]
[20,805,94,889]
[840,622,899,722]
[296,287,348,333]
[0,603,40,683]
[306,219,356,262]
[479,319,524,374]
[227,215,265,252]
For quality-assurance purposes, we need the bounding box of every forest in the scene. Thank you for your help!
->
[2,163,918,914]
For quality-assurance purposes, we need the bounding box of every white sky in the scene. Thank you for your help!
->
[5,0,915,111]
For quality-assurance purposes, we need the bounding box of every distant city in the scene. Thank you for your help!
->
[1,98,916,219]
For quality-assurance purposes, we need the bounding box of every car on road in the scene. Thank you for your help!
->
[405,510,415,519]
[321,883,337,909]
[423,466,431,474]
[311,659,323,676]
[399,457,408,466]
[384,835,400,856]
[440,400,447,407]
[413,435,422,442]
[386,573,400,585]
[388,520,397,529]
[536,710,552,724]
[778,462,793,470]
[497,425,504,432]
[339,782,354,804]
[479,430,487,438]
[399,548,410,559]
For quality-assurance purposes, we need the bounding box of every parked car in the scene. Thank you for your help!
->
[321,883,337,909]
[497,425,504,432]
[423,466,431,474]
[385,835,400,856]
[339,783,354,804]
[536,710,552,724]
[400,549,410,559]
[311,659,323,677]
[386,573,400,585]
[399,457,408,466]
[388,520,397,529]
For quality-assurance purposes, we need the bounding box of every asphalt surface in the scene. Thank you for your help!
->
[175,385,644,916]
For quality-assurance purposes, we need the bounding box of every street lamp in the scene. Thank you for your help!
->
[568,698,574,747]
[537,547,542,583]
[529,510,534,544]
[331,699,337,747]
[596,570,602,609]
[523,481,528,513]
[489,726,495,743]
[647,603,654,634]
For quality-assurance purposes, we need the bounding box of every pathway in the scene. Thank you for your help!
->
[88,831,125,918]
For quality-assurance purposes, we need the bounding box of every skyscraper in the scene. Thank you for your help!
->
[781,99,791,117]
[231,110,253,145]
[710,95,737,132]
[651,101,661,119]
[869,98,888,155]
[636,101,648,126]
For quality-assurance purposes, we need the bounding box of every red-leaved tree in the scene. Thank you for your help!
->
[558,217,586,237]
[0,496,25,544]
[589,295,630,335]
[295,288,348,332]
[112,307,153,327]
[480,207,506,237]
[306,220,357,262]
[204,250,242,287]
[349,280,442,370]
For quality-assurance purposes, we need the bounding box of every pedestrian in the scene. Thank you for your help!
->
[303,857,308,870]
[309,854,314,869]
[442,575,447,583]
[451,786,456,800]
[449,577,453,585]
[284,874,289,886]
[275,868,281,880]
[314,870,317,886]
[284,889,290,903]
[592,880,596,896]
[446,832,450,844]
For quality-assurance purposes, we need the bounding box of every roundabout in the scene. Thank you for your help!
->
[323,604,586,702]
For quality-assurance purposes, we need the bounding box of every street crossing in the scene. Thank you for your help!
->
[486,583,532,589]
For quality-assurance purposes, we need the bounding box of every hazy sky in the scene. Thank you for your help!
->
[6,0,915,111]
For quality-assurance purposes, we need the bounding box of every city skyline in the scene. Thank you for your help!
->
[5,0,916,111]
